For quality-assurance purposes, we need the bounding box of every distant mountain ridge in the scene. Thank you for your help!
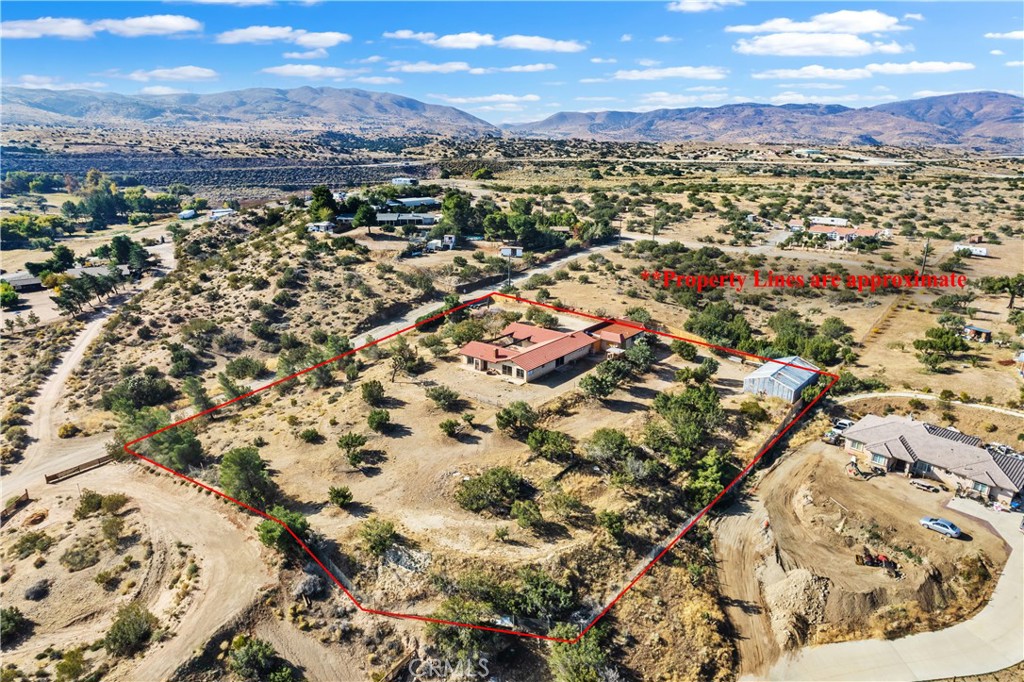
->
[2,86,1020,149]
[1,86,500,137]
[506,92,1023,150]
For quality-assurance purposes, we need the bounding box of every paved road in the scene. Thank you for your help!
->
[758,498,1024,681]
[837,391,1024,420]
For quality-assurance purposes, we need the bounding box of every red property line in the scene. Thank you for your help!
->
[124,292,838,645]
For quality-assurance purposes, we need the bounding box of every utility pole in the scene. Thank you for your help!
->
[920,237,931,273]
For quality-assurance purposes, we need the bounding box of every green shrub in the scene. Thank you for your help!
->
[60,540,100,572]
[9,531,54,559]
[0,606,32,645]
[425,385,461,411]
[360,517,397,557]
[511,500,542,529]
[104,602,158,657]
[367,409,391,433]
[361,380,385,407]
[328,486,353,508]
[298,428,322,444]
[456,467,526,514]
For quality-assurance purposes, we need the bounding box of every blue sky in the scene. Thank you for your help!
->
[2,1,1022,123]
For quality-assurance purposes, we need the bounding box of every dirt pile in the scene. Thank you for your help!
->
[762,567,831,649]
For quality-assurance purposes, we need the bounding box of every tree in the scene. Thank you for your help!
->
[367,408,391,433]
[229,636,278,681]
[256,505,310,557]
[117,408,204,471]
[361,380,385,406]
[426,597,498,664]
[182,376,215,416]
[0,281,19,309]
[439,418,461,438]
[353,204,377,233]
[360,517,397,556]
[526,429,574,461]
[979,274,1024,309]
[455,467,525,514]
[472,168,494,180]
[425,385,461,411]
[441,191,474,236]
[547,623,607,682]
[0,606,32,646]
[913,326,970,361]
[55,647,90,682]
[309,185,339,218]
[687,447,734,508]
[105,602,158,656]
[511,499,542,529]
[328,486,353,508]
[670,338,698,361]
[337,432,367,468]
[495,401,538,437]
[389,335,423,380]
[585,428,633,464]
[579,373,616,399]
[220,446,276,509]
[596,510,625,543]
[101,516,124,548]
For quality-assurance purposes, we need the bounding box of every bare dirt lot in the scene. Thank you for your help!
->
[714,436,1010,678]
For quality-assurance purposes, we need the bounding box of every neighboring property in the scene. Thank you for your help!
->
[391,177,418,186]
[375,212,438,227]
[962,325,992,343]
[1015,350,1024,379]
[178,209,197,220]
[306,221,334,233]
[843,414,1022,505]
[742,356,820,403]
[4,264,133,293]
[458,320,643,384]
[808,216,849,228]
[389,197,441,209]
[208,208,236,220]
[807,225,886,242]
[954,244,989,257]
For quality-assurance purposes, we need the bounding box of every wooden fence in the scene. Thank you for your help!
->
[1,489,30,525]
[44,454,116,484]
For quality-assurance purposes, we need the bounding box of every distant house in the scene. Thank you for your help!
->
[332,191,347,203]
[390,197,441,209]
[843,415,1022,504]
[1015,351,1024,379]
[742,356,820,403]
[787,220,804,232]
[963,325,992,343]
[178,209,197,220]
[376,212,437,227]
[808,216,848,228]
[391,177,418,186]
[954,244,988,257]
[5,265,132,293]
[306,221,333,233]
[807,225,885,243]
[209,208,236,220]
[458,320,642,384]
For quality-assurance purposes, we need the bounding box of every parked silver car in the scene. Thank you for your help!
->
[919,517,962,538]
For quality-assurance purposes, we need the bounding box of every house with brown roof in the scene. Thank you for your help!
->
[458,320,639,384]
[843,414,1021,504]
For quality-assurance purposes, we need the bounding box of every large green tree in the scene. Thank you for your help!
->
[219,446,276,509]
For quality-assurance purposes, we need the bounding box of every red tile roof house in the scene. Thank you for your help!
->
[843,414,1023,505]
[458,320,642,384]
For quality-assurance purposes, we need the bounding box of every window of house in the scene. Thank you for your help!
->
[915,461,932,474]
[850,441,864,451]
[871,454,887,465]
[972,481,988,494]
[516,369,525,378]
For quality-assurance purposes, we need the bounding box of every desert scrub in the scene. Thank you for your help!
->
[9,531,55,559]
[60,540,100,572]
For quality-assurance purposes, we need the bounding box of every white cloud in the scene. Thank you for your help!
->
[620,34,633,42]
[126,65,218,81]
[94,15,203,37]
[687,85,728,92]
[497,35,585,52]
[575,96,620,101]
[754,61,974,80]
[753,65,873,80]
[579,78,607,84]
[139,85,188,95]
[217,25,351,48]
[2,14,200,39]
[383,29,585,52]
[612,65,729,80]
[865,61,974,75]
[635,91,729,108]
[636,58,661,67]
[735,33,908,57]
[769,91,898,105]
[260,64,363,78]
[354,55,385,64]
[179,0,273,5]
[491,63,556,73]
[1008,61,1024,67]
[472,103,527,112]
[667,0,743,12]
[283,48,328,59]
[984,30,1024,39]
[14,74,107,90]
[353,76,402,85]
[654,35,675,43]
[990,49,1005,56]
[430,93,540,104]
[727,10,909,34]
[388,61,472,73]
[431,32,496,49]
[777,82,846,90]
[903,13,924,21]
[590,57,617,64]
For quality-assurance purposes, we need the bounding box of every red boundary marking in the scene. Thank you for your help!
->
[124,292,838,644]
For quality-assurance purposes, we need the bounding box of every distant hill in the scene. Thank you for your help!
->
[2,87,1020,149]
[0,86,501,137]
[505,92,1024,150]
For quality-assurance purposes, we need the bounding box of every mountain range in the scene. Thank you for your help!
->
[3,86,1021,150]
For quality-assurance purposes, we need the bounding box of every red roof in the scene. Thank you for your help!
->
[585,319,644,344]
[459,341,519,363]
[500,322,565,344]
[511,332,595,372]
